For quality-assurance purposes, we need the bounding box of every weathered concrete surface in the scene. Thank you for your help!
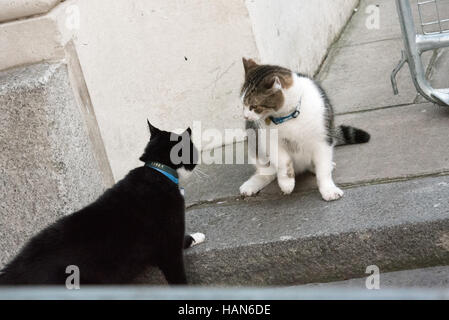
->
[300,265,449,288]
[429,48,449,90]
[0,0,61,23]
[182,103,449,205]
[245,0,358,76]
[0,1,76,72]
[0,62,107,267]
[317,0,442,113]
[181,157,253,206]
[139,175,449,285]
[338,0,424,47]
[319,39,432,113]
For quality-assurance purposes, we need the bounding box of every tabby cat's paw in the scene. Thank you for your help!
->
[320,185,344,201]
[278,177,295,195]
[239,180,260,197]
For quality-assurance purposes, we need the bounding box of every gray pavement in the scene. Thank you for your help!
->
[338,0,421,46]
[182,103,449,206]
[300,266,449,289]
[319,39,432,113]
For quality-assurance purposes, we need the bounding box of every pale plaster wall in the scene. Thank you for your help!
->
[0,0,358,181]
[245,0,358,76]
[72,0,260,181]
[0,1,76,71]
[0,0,61,23]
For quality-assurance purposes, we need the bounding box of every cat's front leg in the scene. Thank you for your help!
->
[313,143,343,201]
[240,163,276,197]
[273,147,295,195]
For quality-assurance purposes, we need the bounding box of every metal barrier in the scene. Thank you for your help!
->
[0,286,448,300]
[391,0,449,106]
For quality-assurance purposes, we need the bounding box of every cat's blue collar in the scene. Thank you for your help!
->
[269,99,301,125]
[145,161,179,185]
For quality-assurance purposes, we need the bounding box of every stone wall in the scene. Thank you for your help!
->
[0,62,110,266]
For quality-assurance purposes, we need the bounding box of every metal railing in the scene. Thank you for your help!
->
[391,0,449,106]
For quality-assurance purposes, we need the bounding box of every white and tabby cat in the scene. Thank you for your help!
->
[239,58,370,201]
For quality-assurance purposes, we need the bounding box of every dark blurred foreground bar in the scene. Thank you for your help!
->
[0,286,448,300]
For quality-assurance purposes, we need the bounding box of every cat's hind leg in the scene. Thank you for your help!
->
[183,233,205,249]
[159,250,188,285]
[313,143,343,201]
[275,148,295,195]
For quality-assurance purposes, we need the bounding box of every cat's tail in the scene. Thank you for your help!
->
[333,125,370,146]
[183,233,206,249]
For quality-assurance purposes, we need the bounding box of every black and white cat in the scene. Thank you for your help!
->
[0,121,204,285]
[240,58,370,201]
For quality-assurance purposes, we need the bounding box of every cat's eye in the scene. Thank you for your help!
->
[250,105,266,111]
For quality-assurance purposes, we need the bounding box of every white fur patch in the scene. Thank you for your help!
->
[241,73,343,201]
[240,173,276,196]
[177,167,193,179]
[278,176,295,195]
[319,185,344,201]
[190,232,205,247]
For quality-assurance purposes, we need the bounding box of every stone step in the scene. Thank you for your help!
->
[298,265,449,289]
[139,174,449,285]
[181,103,449,206]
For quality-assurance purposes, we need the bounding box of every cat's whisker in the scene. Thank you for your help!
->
[195,167,207,175]
[192,169,207,182]
[195,168,209,178]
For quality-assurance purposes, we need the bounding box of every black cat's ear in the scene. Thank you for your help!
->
[147,119,161,137]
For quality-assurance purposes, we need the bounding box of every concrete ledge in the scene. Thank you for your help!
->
[0,1,74,71]
[182,103,449,206]
[0,0,61,23]
[0,62,107,267]
[300,265,449,288]
[177,175,449,285]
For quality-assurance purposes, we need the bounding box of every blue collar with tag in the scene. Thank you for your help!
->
[145,161,179,185]
[269,99,301,125]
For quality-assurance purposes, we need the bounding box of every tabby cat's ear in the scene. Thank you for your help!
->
[185,127,192,136]
[265,76,282,92]
[147,120,161,137]
[242,57,258,74]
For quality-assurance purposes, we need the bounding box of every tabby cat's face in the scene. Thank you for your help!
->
[240,58,293,121]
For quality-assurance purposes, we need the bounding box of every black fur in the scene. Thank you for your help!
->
[183,235,195,249]
[0,121,199,285]
[334,125,371,146]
